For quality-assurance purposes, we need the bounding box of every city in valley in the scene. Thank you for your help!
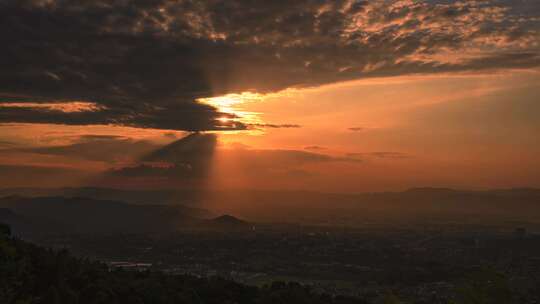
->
[2,188,540,303]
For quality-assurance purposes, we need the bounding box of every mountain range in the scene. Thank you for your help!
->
[0,195,249,235]
[1,187,540,226]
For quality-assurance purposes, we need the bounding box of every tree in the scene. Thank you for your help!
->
[0,223,11,237]
[379,293,407,304]
[454,268,514,304]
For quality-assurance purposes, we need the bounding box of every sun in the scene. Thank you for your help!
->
[216,116,232,123]
[198,92,267,126]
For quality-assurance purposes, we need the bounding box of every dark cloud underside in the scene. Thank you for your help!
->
[18,137,158,163]
[1,0,538,130]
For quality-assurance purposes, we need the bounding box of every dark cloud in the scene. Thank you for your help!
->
[0,0,538,130]
[0,102,241,131]
[304,146,326,151]
[78,135,129,142]
[348,127,365,132]
[163,132,179,139]
[15,136,158,163]
[110,133,217,179]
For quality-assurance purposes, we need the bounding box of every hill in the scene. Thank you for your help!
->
[0,196,217,235]
[0,224,363,304]
[207,214,250,229]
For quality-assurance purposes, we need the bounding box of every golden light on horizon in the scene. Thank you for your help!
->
[198,92,268,131]
[1,71,539,191]
[216,116,232,123]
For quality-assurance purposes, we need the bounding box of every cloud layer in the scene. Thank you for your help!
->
[1,0,539,130]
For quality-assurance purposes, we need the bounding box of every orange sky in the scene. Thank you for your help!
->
[2,0,540,192]
[1,69,539,192]
[207,70,540,191]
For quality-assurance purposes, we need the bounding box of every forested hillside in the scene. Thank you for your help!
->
[0,223,363,304]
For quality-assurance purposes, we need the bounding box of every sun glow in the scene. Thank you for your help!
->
[198,92,266,129]
[216,116,232,123]
[198,91,299,132]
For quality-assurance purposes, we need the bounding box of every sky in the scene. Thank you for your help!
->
[0,0,539,192]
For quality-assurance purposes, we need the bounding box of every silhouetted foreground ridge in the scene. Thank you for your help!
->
[0,223,362,304]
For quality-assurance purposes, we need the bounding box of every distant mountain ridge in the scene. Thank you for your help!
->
[208,214,249,228]
[1,186,539,204]
[1,187,540,224]
[0,196,220,235]
[0,207,15,217]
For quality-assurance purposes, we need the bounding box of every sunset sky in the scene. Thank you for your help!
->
[0,0,539,192]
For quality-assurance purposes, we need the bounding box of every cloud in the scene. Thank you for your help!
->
[77,135,129,142]
[13,136,158,163]
[162,132,179,139]
[0,101,241,131]
[108,135,360,183]
[0,140,19,149]
[0,164,90,188]
[348,127,365,132]
[370,152,411,159]
[245,150,361,164]
[249,123,302,129]
[0,0,538,130]
[304,146,326,151]
[347,152,411,159]
[109,133,217,179]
